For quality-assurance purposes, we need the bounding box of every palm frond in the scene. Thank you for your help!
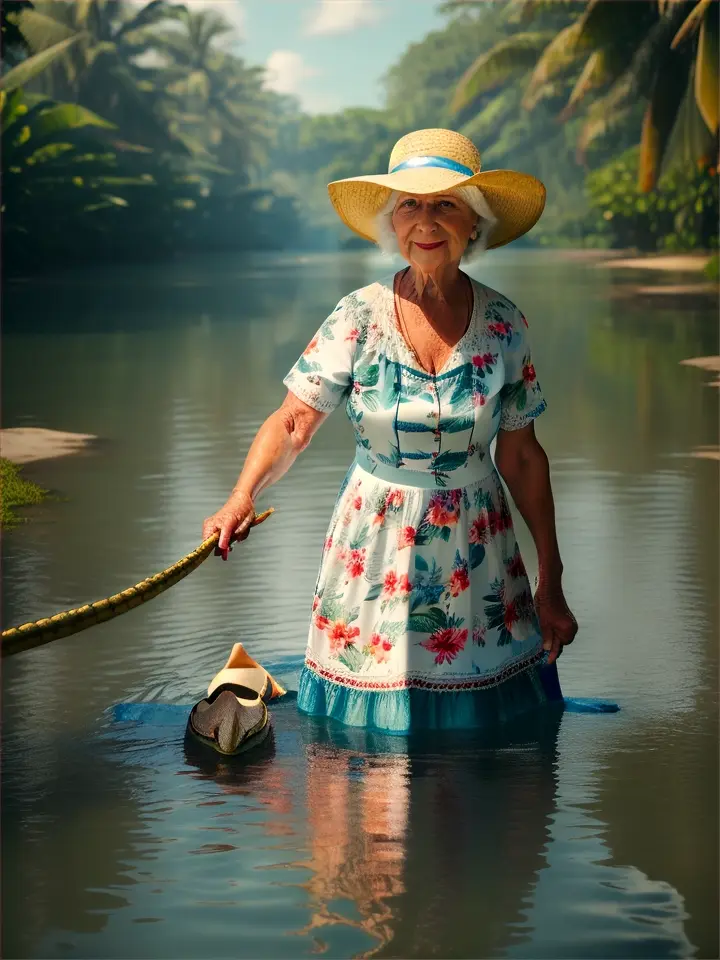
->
[451,31,554,113]
[524,20,587,99]
[638,39,694,190]
[556,50,609,119]
[11,7,76,51]
[116,0,178,40]
[660,59,717,178]
[671,0,714,48]
[694,7,719,133]
[0,33,84,92]
[460,87,518,142]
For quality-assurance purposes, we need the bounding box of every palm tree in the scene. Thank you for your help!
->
[141,5,274,180]
[450,0,719,190]
[3,0,182,151]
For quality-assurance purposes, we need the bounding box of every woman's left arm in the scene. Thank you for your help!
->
[494,423,578,664]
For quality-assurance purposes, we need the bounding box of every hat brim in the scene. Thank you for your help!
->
[327,167,546,250]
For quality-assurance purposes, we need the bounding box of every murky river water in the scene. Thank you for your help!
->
[2,250,718,959]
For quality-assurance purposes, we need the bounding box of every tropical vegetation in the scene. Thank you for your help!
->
[0,457,49,526]
[1,0,717,275]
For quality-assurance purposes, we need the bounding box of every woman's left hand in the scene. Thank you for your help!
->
[534,586,578,665]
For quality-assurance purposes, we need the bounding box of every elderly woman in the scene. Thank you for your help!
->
[202,128,577,735]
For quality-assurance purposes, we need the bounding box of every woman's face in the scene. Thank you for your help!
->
[391,192,477,271]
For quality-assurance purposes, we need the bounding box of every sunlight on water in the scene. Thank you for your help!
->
[2,251,717,958]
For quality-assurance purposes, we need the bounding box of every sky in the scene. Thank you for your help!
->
[178,1,449,114]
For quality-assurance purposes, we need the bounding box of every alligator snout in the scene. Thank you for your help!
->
[188,689,269,755]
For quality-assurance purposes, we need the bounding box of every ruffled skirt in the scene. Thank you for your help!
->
[297,656,563,736]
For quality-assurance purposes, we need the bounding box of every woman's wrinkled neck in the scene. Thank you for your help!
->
[404,261,465,304]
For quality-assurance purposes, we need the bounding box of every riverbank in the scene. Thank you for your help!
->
[0,428,97,526]
[0,427,97,464]
[680,356,720,387]
[597,254,713,272]
[0,458,49,527]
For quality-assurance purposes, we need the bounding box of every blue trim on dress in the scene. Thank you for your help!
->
[296,658,618,735]
[297,662,551,735]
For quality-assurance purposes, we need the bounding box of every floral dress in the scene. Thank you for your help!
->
[284,274,558,735]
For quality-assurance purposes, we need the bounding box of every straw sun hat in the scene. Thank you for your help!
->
[327,128,546,251]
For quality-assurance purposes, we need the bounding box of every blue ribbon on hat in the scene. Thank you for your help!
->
[389,155,475,177]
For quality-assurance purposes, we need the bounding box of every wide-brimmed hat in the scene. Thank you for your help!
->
[327,128,546,250]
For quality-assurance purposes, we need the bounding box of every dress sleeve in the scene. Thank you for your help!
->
[499,306,547,431]
[283,296,360,413]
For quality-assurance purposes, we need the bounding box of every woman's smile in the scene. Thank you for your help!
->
[414,240,445,250]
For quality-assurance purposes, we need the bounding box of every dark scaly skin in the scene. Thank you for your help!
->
[0,509,274,657]
[188,690,270,755]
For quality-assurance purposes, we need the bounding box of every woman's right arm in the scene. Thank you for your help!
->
[202,390,327,559]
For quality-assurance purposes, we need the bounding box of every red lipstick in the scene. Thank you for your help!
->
[414,241,445,250]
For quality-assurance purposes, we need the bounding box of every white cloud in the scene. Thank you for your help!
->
[126,0,245,44]
[264,50,320,96]
[305,0,384,36]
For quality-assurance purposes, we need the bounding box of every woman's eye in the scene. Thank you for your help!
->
[438,200,455,209]
[400,199,416,209]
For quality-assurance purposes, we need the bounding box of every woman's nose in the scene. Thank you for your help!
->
[415,204,438,231]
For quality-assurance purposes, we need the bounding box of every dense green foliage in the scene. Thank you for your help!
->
[1,0,716,271]
[2,0,300,270]
[585,146,718,251]
[0,457,49,527]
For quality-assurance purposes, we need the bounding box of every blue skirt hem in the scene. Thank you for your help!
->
[297,660,561,736]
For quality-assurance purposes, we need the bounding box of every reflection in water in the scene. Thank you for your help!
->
[178,704,563,959]
[296,711,562,959]
[2,251,717,958]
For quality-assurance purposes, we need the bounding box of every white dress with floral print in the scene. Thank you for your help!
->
[284,274,549,729]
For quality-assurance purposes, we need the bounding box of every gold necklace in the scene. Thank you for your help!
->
[395,271,473,375]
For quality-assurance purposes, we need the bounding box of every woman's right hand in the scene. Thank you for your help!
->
[202,490,256,561]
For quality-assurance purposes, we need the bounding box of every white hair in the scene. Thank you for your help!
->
[374,185,498,262]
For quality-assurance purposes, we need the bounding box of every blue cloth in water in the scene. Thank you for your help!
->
[110,655,618,734]
[296,656,618,736]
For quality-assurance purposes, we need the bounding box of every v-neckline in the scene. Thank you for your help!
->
[390,269,477,378]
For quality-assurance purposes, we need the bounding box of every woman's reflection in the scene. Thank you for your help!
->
[298,707,562,958]
[183,705,562,958]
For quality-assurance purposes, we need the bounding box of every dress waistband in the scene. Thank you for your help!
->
[354,447,496,490]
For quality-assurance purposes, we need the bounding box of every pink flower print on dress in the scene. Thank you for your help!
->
[488,320,512,338]
[346,548,366,578]
[382,570,398,597]
[449,563,470,597]
[469,513,490,545]
[398,526,416,549]
[398,573,412,595]
[473,621,487,647]
[353,495,363,511]
[503,600,519,633]
[328,620,360,653]
[420,627,468,666]
[346,328,360,342]
[385,489,404,509]
[427,492,460,528]
[303,337,318,356]
[471,352,495,371]
[369,633,392,664]
[472,392,487,408]
[522,363,536,384]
